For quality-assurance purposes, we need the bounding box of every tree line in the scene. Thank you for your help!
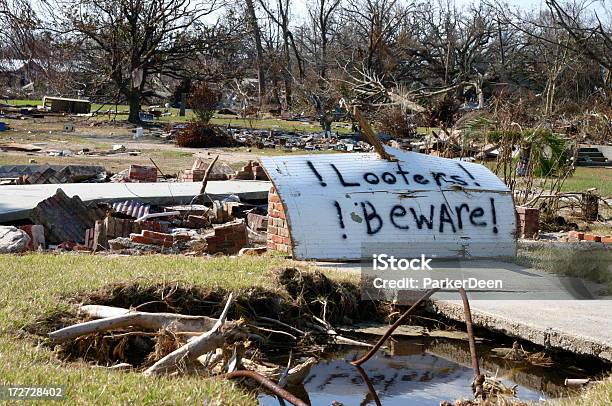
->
[1,0,610,127]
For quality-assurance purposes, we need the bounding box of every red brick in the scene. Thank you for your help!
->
[271,234,284,244]
[128,165,157,182]
[140,221,167,233]
[173,234,192,242]
[186,215,208,228]
[516,206,538,215]
[205,235,223,244]
[601,236,612,244]
[142,230,173,242]
[130,234,171,247]
[568,231,585,240]
[583,234,601,242]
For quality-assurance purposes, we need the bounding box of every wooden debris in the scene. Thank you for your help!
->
[49,305,221,343]
[143,293,240,376]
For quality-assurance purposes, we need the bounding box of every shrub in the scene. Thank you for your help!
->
[377,108,416,139]
[189,82,218,124]
[176,121,236,148]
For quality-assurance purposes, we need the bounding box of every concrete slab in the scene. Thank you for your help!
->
[0,180,271,222]
[430,299,612,362]
[316,260,612,361]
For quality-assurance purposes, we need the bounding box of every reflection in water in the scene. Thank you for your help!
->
[259,342,549,406]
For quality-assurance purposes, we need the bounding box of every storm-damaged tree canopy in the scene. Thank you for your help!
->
[52,0,229,123]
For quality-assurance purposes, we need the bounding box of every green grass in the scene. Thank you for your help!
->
[484,162,611,198]
[0,253,303,404]
[560,167,612,197]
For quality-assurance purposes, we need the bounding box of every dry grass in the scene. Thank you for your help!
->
[554,376,612,406]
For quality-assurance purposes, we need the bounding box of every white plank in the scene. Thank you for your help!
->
[260,147,516,260]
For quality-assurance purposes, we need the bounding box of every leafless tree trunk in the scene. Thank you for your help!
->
[245,0,266,104]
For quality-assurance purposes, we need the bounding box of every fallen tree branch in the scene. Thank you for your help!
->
[49,306,220,343]
[257,316,306,336]
[249,325,298,341]
[143,293,237,376]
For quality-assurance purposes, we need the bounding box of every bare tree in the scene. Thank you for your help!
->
[0,0,38,61]
[545,0,612,70]
[257,0,304,107]
[53,0,220,123]
[307,0,342,83]
[245,0,266,103]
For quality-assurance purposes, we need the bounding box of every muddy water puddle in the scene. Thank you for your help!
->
[259,337,603,405]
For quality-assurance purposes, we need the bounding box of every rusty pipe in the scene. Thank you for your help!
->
[353,364,382,406]
[351,288,439,366]
[219,370,307,406]
[458,287,483,397]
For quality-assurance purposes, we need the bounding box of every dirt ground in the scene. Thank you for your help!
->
[0,117,266,174]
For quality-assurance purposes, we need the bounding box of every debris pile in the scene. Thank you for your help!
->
[0,164,107,185]
[178,157,235,181]
[228,128,374,152]
[6,185,268,255]
[33,268,386,404]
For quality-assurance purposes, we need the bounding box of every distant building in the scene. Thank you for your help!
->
[0,59,44,89]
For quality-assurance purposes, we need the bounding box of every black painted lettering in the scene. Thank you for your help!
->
[307,161,327,187]
[439,204,457,233]
[456,162,481,186]
[382,172,397,184]
[395,163,410,185]
[469,207,487,227]
[330,163,360,187]
[455,203,470,229]
[413,174,429,185]
[361,201,383,234]
[490,198,498,233]
[409,206,435,230]
[450,175,468,186]
[334,201,347,239]
[364,172,380,184]
[431,172,449,187]
[390,205,409,229]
